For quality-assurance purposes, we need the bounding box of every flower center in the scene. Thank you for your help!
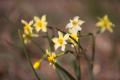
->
[24,26,31,34]
[72,21,78,26]
[48,54,56,63]
[37,21,43,27]
[58,38,64,45]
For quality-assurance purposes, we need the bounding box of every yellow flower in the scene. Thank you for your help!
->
[21,20,38,44]
[33,60,41,70]
[96,15,114,33]
[21,20,33,34]
[52,31,69,51]
[34,15,48,32]
[69,33,78,47]
[66,16,84,33]
[46,49,57,64]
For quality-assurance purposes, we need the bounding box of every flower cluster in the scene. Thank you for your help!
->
[66,16,84,47]
[21,15,47,44]
[21,14,114,70]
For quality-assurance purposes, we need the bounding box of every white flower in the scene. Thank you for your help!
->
[34,15,48,32]
[52,31,69,51]
[66,16,84,33]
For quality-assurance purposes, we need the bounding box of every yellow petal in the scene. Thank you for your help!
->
[21,19,27,25]
[46,49,50,55]
[34,16,40,21]
[52,38,58,43]
[42,26,47,32]
[58,31,63,39]
[107,26,113,32]
[41,15,46,21]
[29,20,33,25]
[64,34,69,40]
[33,60,41,70]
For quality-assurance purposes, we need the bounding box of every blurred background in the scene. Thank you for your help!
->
[0,0,120,80]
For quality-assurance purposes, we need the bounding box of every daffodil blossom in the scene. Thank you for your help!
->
[33,60,41,70]
[21,20,33,34]
[46,49,57,65]
[69,33,78,47]
[66,16,84,33]
[96,15,114,33]
[21,20,38,44]
[52,31,69,51]
[34,15,48,32]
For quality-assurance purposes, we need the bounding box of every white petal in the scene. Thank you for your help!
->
[21,19,27,25]
[76,26,82,31]
[55,44,59,50]
[69,28,78,34]
[52,38,58,43]
[61,45,65,51]
[74,16,79,21]
[34,16,39,21]
[29,20,33,25]
[42,26,47,32]
[78,20,84,26]
[41,15,46,21]
[66,23,72,29]
[58,31,63,39]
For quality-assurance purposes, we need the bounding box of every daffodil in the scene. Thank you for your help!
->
[69,33,78,47]
[33,60,41,70]
[21,20,38,44]
[21,20,33,34]
[52,31,69,51]
[46,49,57,65]
[96,15,114,33]
[66,16,84,33]
[34,15,48,32]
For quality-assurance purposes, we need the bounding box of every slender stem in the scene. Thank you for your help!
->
[89,33,96,80]
[46,31,54,51]
[18,30,41,80]
[74,45,81,80]
[48,26,76,80]
[80,33,95,80]
[55,63,76,80]
[48,26,82,80]
[31,39,45,53]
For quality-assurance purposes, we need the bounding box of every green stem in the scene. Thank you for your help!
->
[31,39,45,53]
[75,46,81,80]
[18,30,41,80]
[48,26,76,80]
[48,26,82,80]
[89,33,96,80]
[46,31,54,51]
[55,63,76,80]
[80,33,95,80]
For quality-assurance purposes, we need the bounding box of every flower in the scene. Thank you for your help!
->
[66,16,84,33]
[69,33,78,47]
[34,15,48,32]
[46,49,57,65]
[21,20,33,34]
[96,15,114,33]
[52,31,69,51]
[21,20,38,44]
[33,60,41,70]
